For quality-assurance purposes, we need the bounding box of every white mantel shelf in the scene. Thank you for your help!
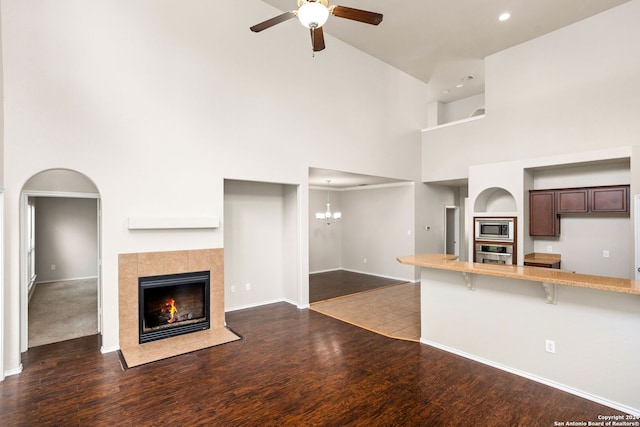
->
[128,217,220,230]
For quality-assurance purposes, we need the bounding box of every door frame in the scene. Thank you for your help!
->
[20,190,101,352]
[444,205,460,257]
[635,195,640,280]
[0,188,4,380]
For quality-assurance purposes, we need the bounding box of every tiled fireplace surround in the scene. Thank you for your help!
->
[118,248,240,367]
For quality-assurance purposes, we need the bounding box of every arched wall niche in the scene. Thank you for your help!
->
[474,187,517,213]
[22,169,99,194]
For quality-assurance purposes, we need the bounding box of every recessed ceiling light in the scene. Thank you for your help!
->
[499,12,511,21]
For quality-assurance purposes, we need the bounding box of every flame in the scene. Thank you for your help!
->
[161,298,181,323]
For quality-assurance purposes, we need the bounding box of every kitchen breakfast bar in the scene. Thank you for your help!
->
[397,253,640,415]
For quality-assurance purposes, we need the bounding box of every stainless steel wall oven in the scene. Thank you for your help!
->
[475,243,513,265]
[474,216,517,264]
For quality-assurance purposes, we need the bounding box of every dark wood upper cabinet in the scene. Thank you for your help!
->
[529,190,559,237]
[591,186,628,212]
[530,185,629,237]
[556,189,588,213]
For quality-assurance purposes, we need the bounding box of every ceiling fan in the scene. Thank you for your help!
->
[250,0,383,53]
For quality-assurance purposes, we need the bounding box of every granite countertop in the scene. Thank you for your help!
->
[524,252,561,264]
[397,253,640,295]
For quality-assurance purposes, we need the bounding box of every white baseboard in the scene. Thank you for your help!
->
[309,268,341,275]
[100,345,120,354]
[4,364,23,378]
[36,276,98,285]
[420,338,640,416]
[309,268,414,284]
[341,268,414,283]
[28,281,37,302]
[225,298,292,313]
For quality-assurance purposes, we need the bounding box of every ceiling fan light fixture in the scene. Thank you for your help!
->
[298,1,330,29]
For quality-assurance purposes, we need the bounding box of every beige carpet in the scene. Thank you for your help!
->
[310,282,420,342]
[28,279,99,348]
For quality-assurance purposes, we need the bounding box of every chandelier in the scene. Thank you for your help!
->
[315,180,342,225]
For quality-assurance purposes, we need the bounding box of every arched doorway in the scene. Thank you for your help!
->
[20,169,102,352]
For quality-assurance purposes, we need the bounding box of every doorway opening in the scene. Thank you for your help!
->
[444,205,460,257]
[20,169,101,352]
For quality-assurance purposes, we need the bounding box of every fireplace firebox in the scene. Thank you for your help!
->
[138,271,210,344]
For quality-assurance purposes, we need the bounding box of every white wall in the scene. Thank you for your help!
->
[310,184,416,281]
[633,146,640,278]
[224,180,291,311]
[532,162,630,190]
[468,149,633,276]
[282,185,301,305]
[534,216,631,277]
[421,268,640,413]
[340,184,415,281]
[1,1,429,372]
[413,183,461,278]
[441,93,485,124]
[468,160,525,262]
[309,189,342,273]
[0,3,4,183]
[531,161,631,277]
[422,1,640,183]
[459,0,639,276]
[23,169,99,193]
[34,197,98,282]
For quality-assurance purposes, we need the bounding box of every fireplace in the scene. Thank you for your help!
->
[138,270,210,344]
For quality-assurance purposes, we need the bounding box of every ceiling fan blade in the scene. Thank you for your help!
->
[250,11,296,32]
[331,5,383,25]
[310,27,326,52]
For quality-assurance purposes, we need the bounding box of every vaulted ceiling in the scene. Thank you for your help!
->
[260,0,630,103]
[260,1,632,186]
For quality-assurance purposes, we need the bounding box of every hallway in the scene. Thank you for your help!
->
[28,279,98,348]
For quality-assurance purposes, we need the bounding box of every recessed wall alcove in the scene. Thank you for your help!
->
[474,187,517,214]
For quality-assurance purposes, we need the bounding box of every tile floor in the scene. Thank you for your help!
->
[310,282,420,342]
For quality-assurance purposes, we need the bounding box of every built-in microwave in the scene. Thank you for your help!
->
[474,217,515,243]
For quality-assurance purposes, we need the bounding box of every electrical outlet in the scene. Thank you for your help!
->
[545,339,556,354]
[231,285,236,293]
[363,258,367,264]
[546,246,553,253]
[51,264,56,270]
[603,250,610,258]
[245,283,251,291]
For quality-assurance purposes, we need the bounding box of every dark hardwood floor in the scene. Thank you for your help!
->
[310,270,404,302]
[0,302,623,426]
